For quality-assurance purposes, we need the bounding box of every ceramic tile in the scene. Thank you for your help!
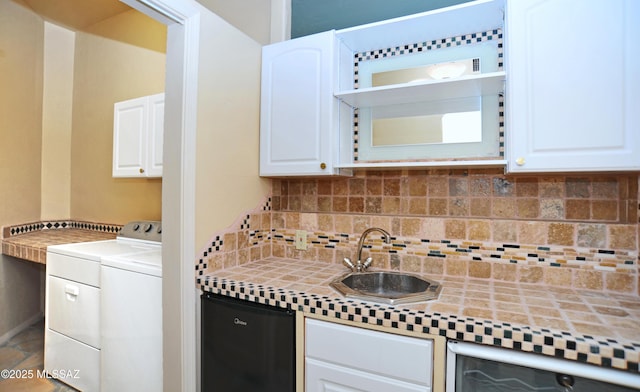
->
[199,256,640,373]
[0,321,75,392]
[1,224,119,264]
[194,172,640,373]
[610,225,638,250]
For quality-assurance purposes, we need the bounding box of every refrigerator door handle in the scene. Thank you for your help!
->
[446,341,640,389]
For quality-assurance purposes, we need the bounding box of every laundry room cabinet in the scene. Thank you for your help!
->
[113,93,164,178]
[505,0,640,172]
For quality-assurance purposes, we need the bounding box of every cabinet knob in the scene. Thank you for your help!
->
[515,157,526,166]
[320,162,327,170]
[139,168,145,174]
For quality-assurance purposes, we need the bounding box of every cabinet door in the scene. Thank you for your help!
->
[260,31,338,176]
[47,276,100,349]
[306,319,432,386]
[506,0,640,172]
[306,358,429,392]
[113,96,147,177]
[146,93,164,177]
[113,94,164,178]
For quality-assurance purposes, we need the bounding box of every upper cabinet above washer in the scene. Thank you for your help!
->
[113,93,164,178]
[505,0,640,173]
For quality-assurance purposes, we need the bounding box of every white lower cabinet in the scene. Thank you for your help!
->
[305,319,433,392]
[307,359,429,392]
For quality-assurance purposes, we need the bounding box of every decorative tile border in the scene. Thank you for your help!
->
[266,227,637,295]
[196,198,273,276]
[353,29,504,87]
[4,220,122,237]
[1,221,122,264]
[270,229,637,272]
[67,221,122,233]
[194,197,640,374]
[197,276,640,373]
[352,29,504,161]
[195,197,638,294]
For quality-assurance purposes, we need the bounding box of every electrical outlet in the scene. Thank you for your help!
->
[295,230,307,250]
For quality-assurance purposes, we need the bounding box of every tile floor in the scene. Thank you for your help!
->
[0,319,76,392]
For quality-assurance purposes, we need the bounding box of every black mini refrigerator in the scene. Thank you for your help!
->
[201,292,296,392]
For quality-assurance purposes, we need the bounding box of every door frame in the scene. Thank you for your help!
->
[119,0,199,390]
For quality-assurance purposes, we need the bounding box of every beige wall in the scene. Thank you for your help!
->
[196,0,291,44]
[0,0,46,339]
[194,8,271,252]
[160,5,272,389]
[196,0,272,45]
[83,8,166,54]
[41,22,75,220]
[70,10,166,224]
[0,3,167,339]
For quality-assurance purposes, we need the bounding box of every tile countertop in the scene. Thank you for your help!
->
[198,257,640,374]
[1,228,117,264]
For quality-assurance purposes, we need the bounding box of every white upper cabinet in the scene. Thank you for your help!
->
[334,0,506,169]
[506,0,640,172]
[259,31,341,176]
[147,94,164,177]
[113,93,164,178]
[259,0,507,176]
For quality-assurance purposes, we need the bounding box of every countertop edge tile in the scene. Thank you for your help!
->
[198,257,640,375]
[0,223,121,263]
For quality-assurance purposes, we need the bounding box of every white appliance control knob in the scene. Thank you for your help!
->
[132,224,140,231]
[143,223,153,232]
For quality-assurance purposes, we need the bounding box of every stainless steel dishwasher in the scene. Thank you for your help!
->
[201,292,296,392]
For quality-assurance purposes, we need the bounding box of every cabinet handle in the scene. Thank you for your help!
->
[515,157,526,166]
[65,284,79,301]
[139,168,145,174]
[320,162,326,170]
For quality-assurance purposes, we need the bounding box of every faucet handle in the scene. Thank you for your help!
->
[362,257,373,270]
[342,258,356,271]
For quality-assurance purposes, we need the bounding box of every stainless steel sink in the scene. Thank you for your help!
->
[330,271,442,305]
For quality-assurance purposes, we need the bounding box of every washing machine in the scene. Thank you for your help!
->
[45,221,161,391]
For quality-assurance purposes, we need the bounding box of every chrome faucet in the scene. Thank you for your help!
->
[343,228,391,272]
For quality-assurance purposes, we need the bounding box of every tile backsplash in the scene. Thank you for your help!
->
[272,169,637,225]
[197,169,639,296]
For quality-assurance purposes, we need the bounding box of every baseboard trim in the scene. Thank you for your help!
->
[0,312,44,346]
